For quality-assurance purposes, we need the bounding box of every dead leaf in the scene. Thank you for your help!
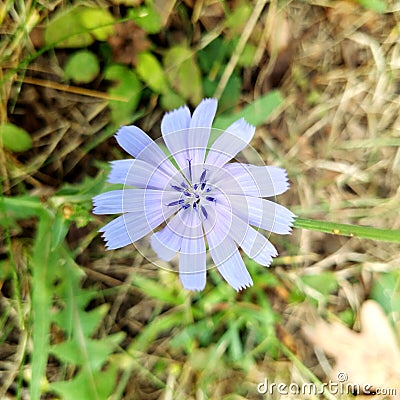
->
[304,300,400,398]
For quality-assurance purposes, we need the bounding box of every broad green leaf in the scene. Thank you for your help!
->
[203,73,241,113]
[136,52,168,94]
[105,64,142,125]
[0,123,32,152]
[128,5,162,34]
[64,50,100,83]
[80,8,115,40]
[51,363,119,400]
[160,89,185,110]
[44,6,93,48]
[50,333,124,370]
[214,90,284,129]
[164,46,203,105]
[44,6,114,48]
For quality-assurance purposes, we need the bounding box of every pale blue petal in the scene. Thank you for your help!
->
[108,159,179,189]
[179,208,206,291]
[230,215,278,266]
[215,247,253,291]
[99,204,177,250]
[115,125,154,158]
[202,203,277,266]
[187,99,218,175]
[216,163,289,197]
[190,98,218,130]
[203,210,252,291]
[213,193,295,234]
[161,105,191,172]
[115,126,178,177]
[206,118,255,168]
[93,189,177,215]
[107,160,134,184]
[150,210,186,261]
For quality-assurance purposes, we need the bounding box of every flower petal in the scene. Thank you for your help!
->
[179,208,206,291]
[206,118,255,168]
[187,99,218,175]
[210,237,253,291]
[203,209,252,291]
[108,159,180,189]
[115,125,154,158]
[93,189,177,215]
[115,126,178,177]
[161,105,191,172]
[190,98,218,130]
[99,204,177,250]
[202,203,277,266]
[150,209,186,261]
[107,160,134,184]
[228,213,278,266]
[216,163,290,197]
[213,194,295,234]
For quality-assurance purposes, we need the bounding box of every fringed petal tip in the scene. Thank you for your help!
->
[180,271,207,292]
[235,280,253,292]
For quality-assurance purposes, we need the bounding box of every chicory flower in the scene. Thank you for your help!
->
[93,99,295,291]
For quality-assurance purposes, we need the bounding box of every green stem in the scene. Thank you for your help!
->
[294,217,400,243]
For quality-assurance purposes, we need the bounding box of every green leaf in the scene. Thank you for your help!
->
[370,271,400,315]
[133,275,185,305]
[44,6,114,48]
[50,363,119,400]
[128,5,162,34]
[160,89,186,110]
[105,64,142,125]
[80,8,115,41]
[0,123,32,152]
[30,212,54,400]
[225,1,252,34]
[301,272,338,297]
[50,333,124,370]
[164,46,203,105]
[356,0,387,12]
[64,50,100,83]
[136,52,169,94]
[214,91,284,129]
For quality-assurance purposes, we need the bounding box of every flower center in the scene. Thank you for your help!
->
[167,161,216,219]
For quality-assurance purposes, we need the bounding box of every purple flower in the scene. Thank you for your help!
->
[93,99,295,291]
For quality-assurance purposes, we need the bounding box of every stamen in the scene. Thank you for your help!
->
[206,187,212,192]
[182,203,191,209]
[167,199,185,206]
[200,169,207,183]
[183,191,191,197]
[171,185,184,192]
[187,159,192,181]
[193,202,197,209]
[201,205,208,219]
[206,196,216,203]
[201,182,207,191]
[181,181,188,189]
[193,183,198,190]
